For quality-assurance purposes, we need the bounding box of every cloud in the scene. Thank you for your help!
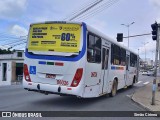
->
[90,20,107,30]
[9,25,28,36]
[150,0,160,8]
[149,0,160,23]
[87,19,108,34]
[138,40,156,55]
[0,45,8,49]
[0,0,27,19]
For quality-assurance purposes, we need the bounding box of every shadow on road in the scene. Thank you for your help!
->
[30,94,110,109]
[29,86,136,109]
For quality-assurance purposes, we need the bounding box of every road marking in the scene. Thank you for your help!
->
[143,81,150,85]
[126,94,133,98]
[136,81,142,84]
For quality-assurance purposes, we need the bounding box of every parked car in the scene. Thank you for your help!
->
[142,70,154,76]
[141,71,148,75]
[147,70,154,76]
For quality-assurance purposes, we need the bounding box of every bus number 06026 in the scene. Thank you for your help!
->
[57,80,69,86]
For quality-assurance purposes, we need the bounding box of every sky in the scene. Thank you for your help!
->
[0,0,160,60]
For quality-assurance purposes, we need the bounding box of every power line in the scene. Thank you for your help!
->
[0,32,27,42]
[12,44,26,50]
[12,41,27,47]
[0,32,28,38]
[0,33,20,40]
[63,0,120,21]
[0,35,19,39]
[0,34,27,43]
[2,0,119,49]
[63,0,98,20]
[76,0,119,21]
[2,39,26,46]
[0,38,21,42]
[8,41,27,49]
[68,0,104,21]
[0,32,19,37]
[0,38,26,44]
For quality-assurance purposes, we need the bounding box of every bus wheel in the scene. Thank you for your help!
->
[109,79,118,97]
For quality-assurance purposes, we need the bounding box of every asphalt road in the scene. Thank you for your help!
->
[0,75,159,120]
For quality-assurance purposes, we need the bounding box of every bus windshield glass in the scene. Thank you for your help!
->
[28,23,82,55]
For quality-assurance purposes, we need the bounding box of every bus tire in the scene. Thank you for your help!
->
[109,79,118,97]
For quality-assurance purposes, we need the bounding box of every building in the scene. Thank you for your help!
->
[140,58,154,67]
[0,50,24,86]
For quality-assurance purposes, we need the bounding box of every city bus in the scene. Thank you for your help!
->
[23,21,139,98]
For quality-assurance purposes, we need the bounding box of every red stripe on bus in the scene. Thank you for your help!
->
[55,62,64,66]
[67,88,72,90]
[120,67,124,70]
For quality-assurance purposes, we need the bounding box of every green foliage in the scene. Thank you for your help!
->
[0,49,13,54]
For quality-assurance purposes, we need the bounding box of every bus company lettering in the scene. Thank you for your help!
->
[57,80,69,86]
[91,72,97,77]
[61,27,79,31]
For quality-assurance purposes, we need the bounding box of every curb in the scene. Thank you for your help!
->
[131,94,151,111]
[131,89,160,116]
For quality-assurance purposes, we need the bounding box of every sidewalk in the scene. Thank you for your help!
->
[132,78,160,113]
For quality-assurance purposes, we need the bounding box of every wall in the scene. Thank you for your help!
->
[0,61,12,86]
[0,51,24,86]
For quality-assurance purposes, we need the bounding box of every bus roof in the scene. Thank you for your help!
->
[86,23,138,55]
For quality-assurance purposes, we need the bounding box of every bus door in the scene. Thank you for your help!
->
[125,52,131,85]
[100,46,110,94]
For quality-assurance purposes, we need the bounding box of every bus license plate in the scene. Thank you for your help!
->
[46,74,56,79]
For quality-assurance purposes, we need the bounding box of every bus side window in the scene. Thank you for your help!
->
[111,44,120,65]
[130,53,137,67]
[87,49,93,61]
[105,49,109,69]
[120,48,126,66]
[87,33,101,63]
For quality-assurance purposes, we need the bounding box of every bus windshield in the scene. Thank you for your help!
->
[27,23,82,56]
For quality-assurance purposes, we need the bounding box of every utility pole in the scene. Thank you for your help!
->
[137,48,140,83]
[151,22,159,105]
[159,39,160,73]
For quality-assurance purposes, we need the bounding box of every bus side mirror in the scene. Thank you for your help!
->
[117,33,123,42]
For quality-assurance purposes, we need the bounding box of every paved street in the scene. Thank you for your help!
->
[0,75,159,120]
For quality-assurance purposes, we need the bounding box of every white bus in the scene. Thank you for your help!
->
[23,21,139,98]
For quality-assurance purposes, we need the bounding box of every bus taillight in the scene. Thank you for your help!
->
[23,64,31,82]
[71,68,83,87]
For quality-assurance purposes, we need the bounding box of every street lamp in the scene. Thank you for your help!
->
[121,22,135,48]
